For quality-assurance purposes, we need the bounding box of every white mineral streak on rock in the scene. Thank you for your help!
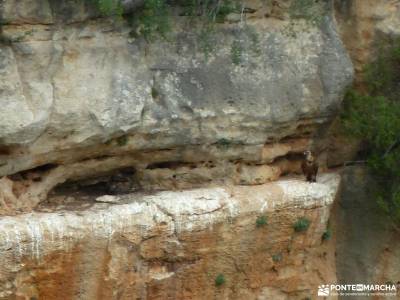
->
[275,174,339,208]
[95,195,121,203]
[0,173,339,261]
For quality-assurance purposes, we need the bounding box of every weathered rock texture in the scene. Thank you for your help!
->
[0,0,352,212]
[334,0,400,87]
[0,173,339,299]
[0,0,357,298]
[324,0,400,168]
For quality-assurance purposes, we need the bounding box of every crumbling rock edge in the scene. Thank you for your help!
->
[0,173,339,261]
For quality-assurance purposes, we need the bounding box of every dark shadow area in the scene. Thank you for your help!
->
[334,166,400,299]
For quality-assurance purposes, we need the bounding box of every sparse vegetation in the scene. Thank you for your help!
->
[322,228,331,241]
[231,39,243,65]
[341,39,400,226]
[87,0,263,63]
[256,215,268,227]
[215,274,226,286]
[293,217,311,232]
[272,253,282,262]
[215,138,231,149]
[136,0,171,41]
[288,0,327,26]
[88,0,123,16]
[116,135,128,146]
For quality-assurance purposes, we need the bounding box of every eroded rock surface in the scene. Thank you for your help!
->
[0,173,339,299]
[0,1,356,298]
[335,0,400,87]
[0,0,353,211]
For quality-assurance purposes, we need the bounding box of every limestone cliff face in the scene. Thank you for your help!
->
[325,0,400,167]
[333,1,400,296]
[0,174,339,299]
[0,0,353,212]
[0,0,354,299]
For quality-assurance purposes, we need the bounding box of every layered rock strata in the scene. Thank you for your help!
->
[0,0,352,212]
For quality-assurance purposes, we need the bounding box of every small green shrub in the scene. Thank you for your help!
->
[137,0,171,41]
[256,215,268,227]
[293,217,311,232]
[215,138,231,149]
[116,135,128,146]
[215,274,226,286]
[322,228,331,241]
[272,253,282,262]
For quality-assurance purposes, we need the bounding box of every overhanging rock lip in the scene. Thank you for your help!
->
[0,173,340,259]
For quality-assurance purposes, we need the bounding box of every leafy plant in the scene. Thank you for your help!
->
[293,217,311,232]
[256,215,268,227]
[137,0,171,41]
[215,274,226,286]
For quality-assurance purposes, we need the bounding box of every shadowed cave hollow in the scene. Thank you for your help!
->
[38,166,139,211]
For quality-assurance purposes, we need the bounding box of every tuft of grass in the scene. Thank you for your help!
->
[293,217,311,232]
[256,215,268,227]
[231,39,243,65]
[215,274,226,286]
